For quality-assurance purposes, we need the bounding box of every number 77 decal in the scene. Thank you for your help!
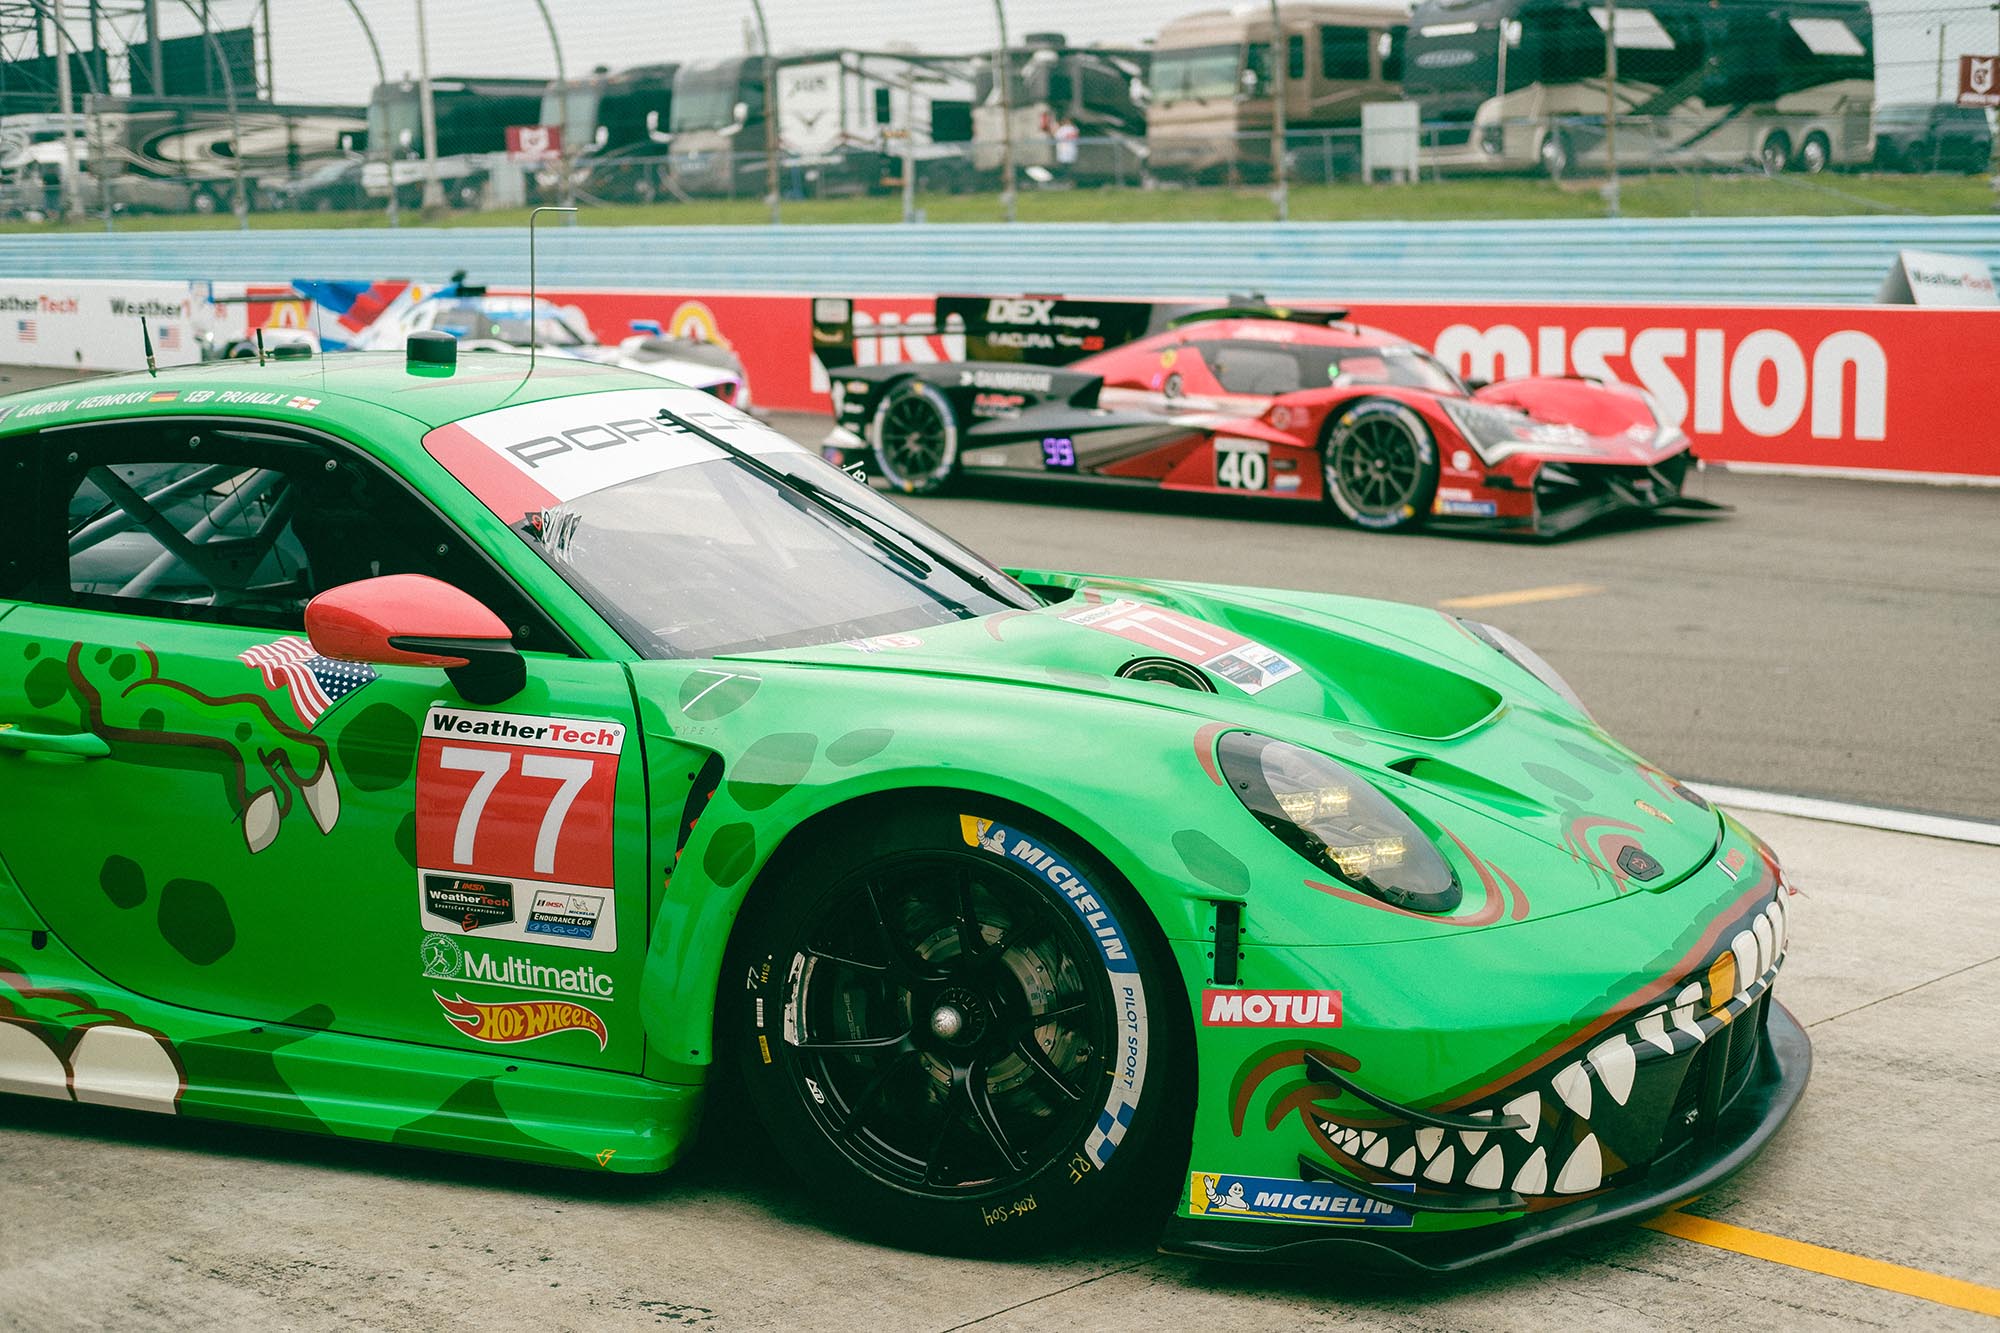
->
[416,705,626,953]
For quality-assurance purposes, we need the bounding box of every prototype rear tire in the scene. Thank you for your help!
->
[1322,399,1439,532]
[868,379,961,495]
[728,802,1180,1253]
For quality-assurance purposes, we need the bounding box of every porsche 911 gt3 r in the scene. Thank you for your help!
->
[819,296,1717,537]
[0,341,1801,1268]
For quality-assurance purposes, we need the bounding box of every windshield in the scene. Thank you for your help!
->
[671,65,755,133]
[430,299,587,347]
[427,388,1030,658]
[1203,340,1466,396]
[1152,44,1244,102]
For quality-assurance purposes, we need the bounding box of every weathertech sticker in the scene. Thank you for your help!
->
[414,705,625,953]
[1060,599,1300,695]
[959,815,1147,1168]
[1201,989,1342,1027]
[435,993,607,1050]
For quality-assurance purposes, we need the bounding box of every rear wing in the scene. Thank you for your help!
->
[810,293,1350,372]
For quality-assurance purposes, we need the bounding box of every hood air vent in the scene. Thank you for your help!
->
[1117,656,1216,693]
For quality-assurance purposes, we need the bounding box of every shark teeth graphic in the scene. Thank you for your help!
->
[1305,898,1786,1204]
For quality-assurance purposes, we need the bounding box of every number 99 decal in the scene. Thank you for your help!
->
[414,705,626,952]
[1041,436,1078,472]
[1214,437,1268,492]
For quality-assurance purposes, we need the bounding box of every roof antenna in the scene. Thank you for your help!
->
[254,328,267,367]
[312,298,328,393]
[526,205,576,379]
[139,316,157,377]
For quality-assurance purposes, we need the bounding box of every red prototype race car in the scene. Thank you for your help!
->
[818,296,1713,536]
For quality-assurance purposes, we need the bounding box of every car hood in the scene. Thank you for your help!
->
[737,573,1724,923]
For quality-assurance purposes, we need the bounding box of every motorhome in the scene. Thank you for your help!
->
[364,76,544,207]
[778,53,975,196]
[541,63,677,202]
[1401,0,1875,175]
[666,57,768,198]
[1144,2,1412,181]
[971,36,1150,185]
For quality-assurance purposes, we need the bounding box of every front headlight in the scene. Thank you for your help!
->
[1217,731,1461,914]
[1441,397,1596,463]
[1460,619,1591,718]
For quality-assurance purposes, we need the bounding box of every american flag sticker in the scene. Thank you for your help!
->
[287,396,321,411]
[159,325,181,350]
[238,638,379,728]
[16,319,35,343]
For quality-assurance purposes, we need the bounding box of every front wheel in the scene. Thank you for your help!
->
[868,379,961,495]
[729,803,1180,1252]
[1323,399,1439,532]
[1759,133,1792,174]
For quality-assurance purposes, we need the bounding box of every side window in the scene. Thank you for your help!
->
[1207,343,1305,396]
[1288,33,1308,81]
[1380,29,1406,83]
[51,428,567,649]
[1320,26,1373,81]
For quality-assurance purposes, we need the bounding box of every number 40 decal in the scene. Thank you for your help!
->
[438,747,594,875]
[1214,437,1268,491]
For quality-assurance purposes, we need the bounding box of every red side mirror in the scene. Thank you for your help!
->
[306,574,524,704]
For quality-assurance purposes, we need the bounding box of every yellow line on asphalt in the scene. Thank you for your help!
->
[1642,1211,2000,1318]
[1438,583,1605,610]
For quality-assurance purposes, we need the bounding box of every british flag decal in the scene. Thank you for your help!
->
[238,637,378,728]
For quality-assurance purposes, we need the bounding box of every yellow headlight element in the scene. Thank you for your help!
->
[1276,786,1351,824]
[1323,837,1407,878]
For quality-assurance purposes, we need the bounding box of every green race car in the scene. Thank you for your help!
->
[0,341,1807,1270]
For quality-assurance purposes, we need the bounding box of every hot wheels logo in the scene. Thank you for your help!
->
[435,992,607,1049]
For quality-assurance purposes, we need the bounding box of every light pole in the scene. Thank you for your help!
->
[338,0,397,226]
[51,0,79,220]
[526,0,572,214]
[1603,0,1620,218]
[1269,0,1288,221]
[415,0,444,212]
[994,0,1016,222]
[1932,25,1947,100]
[747,0,779,224]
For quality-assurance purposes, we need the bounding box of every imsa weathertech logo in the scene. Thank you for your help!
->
[435,993,607,1050]
[1201,989,1342,1027]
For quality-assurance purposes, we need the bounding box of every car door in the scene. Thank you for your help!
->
[0,416,661,1074]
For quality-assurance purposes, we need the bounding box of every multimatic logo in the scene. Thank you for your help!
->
[421,933,616,999]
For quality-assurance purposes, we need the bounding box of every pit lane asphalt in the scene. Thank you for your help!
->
[761,412,2000,822]
[3,808,1994,1331]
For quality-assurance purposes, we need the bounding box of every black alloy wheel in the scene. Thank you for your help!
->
[1323,399,1439,532]
[868,380,960,494]
[731,804,1178,1251]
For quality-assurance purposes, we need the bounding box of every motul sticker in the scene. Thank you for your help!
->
[414,705,624,953]
[1201,989,1342,1027]
[435,992,607,1050]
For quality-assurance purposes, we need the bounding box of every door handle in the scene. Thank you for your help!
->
[0,724,110,758]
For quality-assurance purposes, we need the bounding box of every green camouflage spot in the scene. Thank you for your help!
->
[234,722,253,742]
[395,813,418,868]
[22,642,39,659]
[158,878,235,965]
[1556,740,1624,775]
[92,646,112,664]
[726,733,816,810]
[703,822,758,887]
[679,668,761,720]
[24,658,68,709]
[106,653,136,681]
[1172,829,1252,897]
[1525,762,1593,802]
[826,729,893,767]
[392,1075,572,1161]
[99,855,146,910]
[139,707,165,731]
[177,1012,334,1134]
[337,703,420,792]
